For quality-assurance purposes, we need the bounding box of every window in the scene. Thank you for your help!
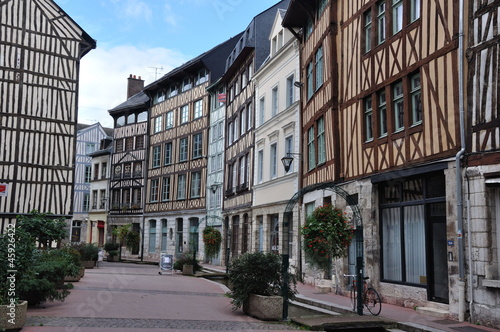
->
[136,136,144,149]
[179,137,188,162]
[83,193,90,212]
[152,146,161,168]
[270,143,277,178]
[137,111,147,122]
[195,68,208,85]
[164,142,172,165]
[392,0,403,34]
[194,100,203,119]
[364,10,372,52]
[378,90,388,137]
[161,177,170,201]
[190,172,201,198]
[272,86,278,117]
[317,117,326,164]
[148,220,156,253]
[307,62,313,100]
[150,179,159,202]
[410,73,422,125]
[166,111,173,128]
[228,122,234,144]
[365,97,373,141]
[177,174,186,199]
[234,115,240,139]
[92,190,98,209]
[257,150,264,183]
[308,127,316,170]
[270,214,279,254]
[193,133,202,159]
[154,116,162,133]
[125,137,134,151]
[182,77,191,92]
[181,105,189,124]
[161,220,168,251]
[315,46,324,90]
[93,163,99,180]
[101,162,107,179]
[377,1,386,44]
[410,0,420,22]
[241,108,247,133]
[247,102,253,129]
[217,153,223,170]
[115,139,123,152]
[85,143,96,155]
[116,116,125,127]
[380,174,445,286]
[305,16,313,39]
[259,97,265,126]
[99,189,106,209]
[318,0,328,16]
[286,75,294,107]
[84,165,91,183]
[393,81,404,131]
[168,84,178,98]
[176,218,183,253]
[239,155,247,186]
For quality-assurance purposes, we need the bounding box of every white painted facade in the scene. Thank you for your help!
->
[252,10,301,266]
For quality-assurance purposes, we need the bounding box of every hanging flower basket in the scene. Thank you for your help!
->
[302,204,354,272]
[203,226,222,259]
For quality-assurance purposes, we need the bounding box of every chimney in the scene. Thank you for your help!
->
[127,74,145,99]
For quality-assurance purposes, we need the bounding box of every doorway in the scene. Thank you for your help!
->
[427,202,449,303]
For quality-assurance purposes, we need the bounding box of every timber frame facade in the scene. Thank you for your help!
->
[284,0,468,322]
[140,36,240,262]
[0,0,95,233]
[462,0,500,327]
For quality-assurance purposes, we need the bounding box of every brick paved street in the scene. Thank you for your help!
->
[23,262,304,332]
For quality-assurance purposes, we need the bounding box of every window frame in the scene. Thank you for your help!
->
[365,97,374,142]
[179,137,188,162]
[180,105,189,124]
[152,145,161,168]
[177,174,186,200]
[307,126,316,171]
[192,133,202,159]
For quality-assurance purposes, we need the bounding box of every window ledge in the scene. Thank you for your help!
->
[482,279,500,288]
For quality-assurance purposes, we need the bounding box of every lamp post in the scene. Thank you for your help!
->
[280,153,302,321]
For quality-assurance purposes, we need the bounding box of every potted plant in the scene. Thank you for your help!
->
[173,251,201,275]
[301,204,354,274]
[203,226,222,260]
[103,242,120,262]
[227,252,296,321]
[76,242,99,268]
[62,244,84,281]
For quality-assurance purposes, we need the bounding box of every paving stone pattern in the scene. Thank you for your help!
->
[26,316,300,330]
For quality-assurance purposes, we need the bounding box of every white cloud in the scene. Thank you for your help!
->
[121,0,153,22]
[78,45,188,128]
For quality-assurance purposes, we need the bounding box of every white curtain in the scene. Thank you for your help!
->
[404,205,426,284]
[382,208,402,281]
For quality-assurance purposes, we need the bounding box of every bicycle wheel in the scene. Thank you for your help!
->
[364,288,382,316]
[350,283,357,311]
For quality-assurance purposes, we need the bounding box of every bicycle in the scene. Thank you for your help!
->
[343,274,382,316]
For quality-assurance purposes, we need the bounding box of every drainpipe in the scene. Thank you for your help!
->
[466,174,474,324]
[456,0,466,322]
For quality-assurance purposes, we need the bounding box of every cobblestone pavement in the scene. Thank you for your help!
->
[26,316,299,330]
[23,262,304,332]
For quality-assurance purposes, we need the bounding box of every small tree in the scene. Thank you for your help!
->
[16,210,66,248]
[113,224,131,261]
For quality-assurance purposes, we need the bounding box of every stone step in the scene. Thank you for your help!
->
[415,306,448,318]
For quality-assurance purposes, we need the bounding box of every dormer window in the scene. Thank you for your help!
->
[168,84,178,98]
[195,68,208,85]
[182,77,191,92]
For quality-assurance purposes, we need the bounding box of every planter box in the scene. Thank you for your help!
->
[0,300,27,330]
[182,264,194,275]
[243,294,283,321]
[107,255,119,262]
[81,260,95,269]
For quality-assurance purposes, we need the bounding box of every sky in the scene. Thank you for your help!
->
[54,0,281,128]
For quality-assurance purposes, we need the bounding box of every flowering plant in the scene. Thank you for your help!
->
[203,226,222,259]
[302,204,354,271]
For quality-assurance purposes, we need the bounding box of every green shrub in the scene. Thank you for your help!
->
[227,252,296,310]
[173,251,202,272]
[73,242,99,261]
[103,242,120,252]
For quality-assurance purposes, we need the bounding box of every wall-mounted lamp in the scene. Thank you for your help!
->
[293,81,303,88]
[210,183,222,194]
[281,153,302,173]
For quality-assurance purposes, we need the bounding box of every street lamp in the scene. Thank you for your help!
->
[281,153,302,173]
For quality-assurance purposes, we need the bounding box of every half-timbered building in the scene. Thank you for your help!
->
[87,136,113,247]
[0,0,95,233]
[221,0,290,259]
[107,75,148,257]
[462,0,500,327]
[71,123,112,244]
[284,0,466,320]
[142,36,240,262]
[252,9,301,267]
